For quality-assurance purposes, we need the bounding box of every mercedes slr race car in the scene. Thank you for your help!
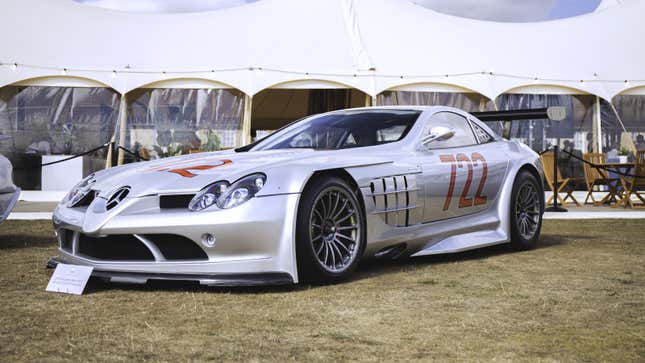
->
[49,106,545,286]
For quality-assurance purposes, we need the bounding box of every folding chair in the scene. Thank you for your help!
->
[619,150,645,208]
[540,151,580,207]
[582,153,619,205]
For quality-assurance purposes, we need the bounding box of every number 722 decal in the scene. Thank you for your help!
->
[439,152,487,211]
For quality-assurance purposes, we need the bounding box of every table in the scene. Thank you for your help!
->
[594,162,635,208]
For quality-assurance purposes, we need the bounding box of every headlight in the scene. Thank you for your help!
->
[188,181,229,211]
[188,173,266,211]
[218,173,266,209]
[61,174,95,207]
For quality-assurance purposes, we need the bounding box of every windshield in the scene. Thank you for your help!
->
[250,110,421,151]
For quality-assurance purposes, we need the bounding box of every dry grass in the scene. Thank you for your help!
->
[0,220,644,362]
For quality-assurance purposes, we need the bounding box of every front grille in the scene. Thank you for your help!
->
[78,234,154,261]
[143,234,208,260]
[70,232,207,262]
[159,194,195,209]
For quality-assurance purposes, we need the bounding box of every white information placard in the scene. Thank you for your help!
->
[46,263,94,295]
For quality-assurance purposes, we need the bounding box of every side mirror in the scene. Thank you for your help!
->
[422,126,455,146]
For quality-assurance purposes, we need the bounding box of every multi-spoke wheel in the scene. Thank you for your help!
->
[510,170,544,250]
[310,186,361,273]
[296,176,365,283]
[515,182,540,240]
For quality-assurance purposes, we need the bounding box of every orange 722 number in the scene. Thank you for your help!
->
[439,152,488,210]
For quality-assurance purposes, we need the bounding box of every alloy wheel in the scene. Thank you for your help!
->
[309,186,361,273]
[515,181,540,240]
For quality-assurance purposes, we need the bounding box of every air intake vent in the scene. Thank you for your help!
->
[74,233,207,262]
[142,234,208,260]
[159,194,195,209]
[58,228,74,252]
[78,233,154,261]
[366,174,421,226]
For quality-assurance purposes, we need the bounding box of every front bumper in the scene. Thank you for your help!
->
[50,193,301,285]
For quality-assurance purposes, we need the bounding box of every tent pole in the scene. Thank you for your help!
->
[241,95,252,145]
[594,96,602,153]
[116,94,127,165]
[104,134,115,169]
[364,94,372,107]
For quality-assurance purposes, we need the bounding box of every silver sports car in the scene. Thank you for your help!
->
[49,106,545,286]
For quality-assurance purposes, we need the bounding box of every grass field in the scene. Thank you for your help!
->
[0,220,643,362]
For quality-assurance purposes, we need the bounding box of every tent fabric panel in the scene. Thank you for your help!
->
[138,78,234,90]
[269,79,352,90]
[385,83,476,94]
[502,85,590,95]
[12,76,110,88]
[2,0,644,98]
[376,91,493,113]
[617,86,645,96]
[353,0,645,83]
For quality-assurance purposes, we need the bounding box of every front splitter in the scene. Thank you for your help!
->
[47,257,294,287]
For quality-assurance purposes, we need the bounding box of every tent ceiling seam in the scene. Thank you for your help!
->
[2,63,642,83]
[341,0,374,72]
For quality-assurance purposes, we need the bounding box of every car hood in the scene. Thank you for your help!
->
[91,148,394,197]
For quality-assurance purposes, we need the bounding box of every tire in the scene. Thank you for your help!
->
[510,170,544,250]
[296,176,366,283]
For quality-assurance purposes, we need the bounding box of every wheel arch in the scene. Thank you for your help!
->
[302,168,366,212]
[300,168,367,246]
[517,163,544,193]
[495,156,546,244]
[295,168,368,282]
[507,162,546,249]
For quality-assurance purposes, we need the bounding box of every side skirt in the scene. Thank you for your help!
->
[410,229,509,257]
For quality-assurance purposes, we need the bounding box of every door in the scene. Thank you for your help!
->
[414,111,509,223]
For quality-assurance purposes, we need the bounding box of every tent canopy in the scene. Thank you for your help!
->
[1,0,644,99]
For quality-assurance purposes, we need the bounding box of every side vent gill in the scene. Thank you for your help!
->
[366,174,421,227]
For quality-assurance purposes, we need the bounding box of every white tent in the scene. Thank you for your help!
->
[1,0,644,99]
[1,0,645,191]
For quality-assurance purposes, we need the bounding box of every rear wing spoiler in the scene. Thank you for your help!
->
[471,107,566,139]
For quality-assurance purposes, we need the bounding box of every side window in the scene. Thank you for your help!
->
[425,112,477,149]
[377,125,408,142]
[470,120,493,144]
